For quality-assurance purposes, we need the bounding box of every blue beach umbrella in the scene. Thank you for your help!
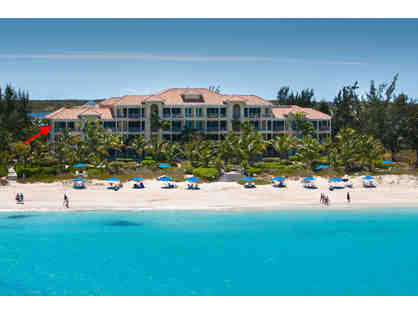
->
[73,163,86,168]
[158,175,173,182]
[106,177,120,182]
[330,177,342,182]
[272,176,285,181]
[315,165,329,170]
[158,163,171,169]
[72,177,85,182]
[243,176,256,181]
[380,160,393,165]
[131,177,144,182]
[185,176,199,182]
[303,176,315,182]
[362,176,375,180]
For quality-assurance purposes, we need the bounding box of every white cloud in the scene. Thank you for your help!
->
[0,52,366,65]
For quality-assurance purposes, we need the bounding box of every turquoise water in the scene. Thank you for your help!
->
[1,208,418,295]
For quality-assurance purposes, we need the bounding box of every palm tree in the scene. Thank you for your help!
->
[296,136,322,169]
[270,134,298,160]
[236,124,267,165]
[333,128,361,172]
[358,134,384,171]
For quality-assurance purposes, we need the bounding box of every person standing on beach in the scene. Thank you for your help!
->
[347,192,351,203]
[63,192,69,208]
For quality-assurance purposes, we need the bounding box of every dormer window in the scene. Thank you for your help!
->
[181,94,204,103]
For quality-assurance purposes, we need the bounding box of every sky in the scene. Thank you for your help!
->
[0,19,417,101]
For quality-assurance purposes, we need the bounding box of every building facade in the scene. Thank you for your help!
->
[45,88,331,142]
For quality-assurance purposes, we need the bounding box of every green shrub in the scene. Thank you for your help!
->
[289,155,301,162]
[116,158,134,162]
[263,157,281,162]
[141,159,156,168]
[182,161,194,174]
[193,168,219,181]
[0,166,7,177]
[245,167,263,175]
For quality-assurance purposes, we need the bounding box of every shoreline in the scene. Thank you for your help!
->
[1,174,417,213]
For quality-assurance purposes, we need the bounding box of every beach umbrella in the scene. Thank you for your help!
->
[303,176,315,182]
[380,160,393,165]
[131,177,144,182]
[158,175,173,182]
[272,176,285,181]
[362,175,375,180]
[158,163,171,169]
[330,177,342,182]
[73,163,86,168]
[106,177,120,182]
[185,176,199,182]
[315,165,329,170]
[243,176,256,181]
[72,177,85,182]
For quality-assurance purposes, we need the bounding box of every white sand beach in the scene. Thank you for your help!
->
[0,175,417,212]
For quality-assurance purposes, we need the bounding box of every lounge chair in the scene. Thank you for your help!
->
[304,182,318,189]
[363,181,376,188]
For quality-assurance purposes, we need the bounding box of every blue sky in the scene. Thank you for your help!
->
[0,19,417,100]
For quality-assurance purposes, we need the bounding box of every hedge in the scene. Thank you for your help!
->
[192,168,219,181]
[15,165,61,178]
[0,166,7,177]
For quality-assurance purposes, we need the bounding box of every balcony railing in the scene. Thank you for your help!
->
[162,114,184,118]
[206,127,227,132]
[207,113,227,118]
[127,128,144,132]
[245,113,261,118]
[319,126,331,131]
[262,114,272,118]
[127,114,144,119]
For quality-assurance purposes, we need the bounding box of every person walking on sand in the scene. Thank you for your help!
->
[63,192,69,208]
[347,192,351,203]
[320,193,324,205]
[20,192,24,204]
[15,193,20,204]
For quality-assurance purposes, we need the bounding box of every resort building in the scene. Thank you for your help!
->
[45,88,331,142]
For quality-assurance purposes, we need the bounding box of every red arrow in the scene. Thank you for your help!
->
[24,125,52,144]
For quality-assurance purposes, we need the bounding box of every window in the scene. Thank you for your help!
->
[185,108,193,117]
[163,108,170,117]
[185,120,194,128]
[196,121,203,129]
[196,108,203,117]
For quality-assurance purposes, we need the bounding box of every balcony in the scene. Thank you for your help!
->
[233,114,241,119]
[319,126,331,131]
[272,128,285,132]
[262,114,272,118]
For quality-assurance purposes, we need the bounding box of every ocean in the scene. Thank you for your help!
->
[1,208,418,296]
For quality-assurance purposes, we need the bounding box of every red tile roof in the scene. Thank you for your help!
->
[272,105,331,120]
[45,105,113,120]
[100,88,274,106]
